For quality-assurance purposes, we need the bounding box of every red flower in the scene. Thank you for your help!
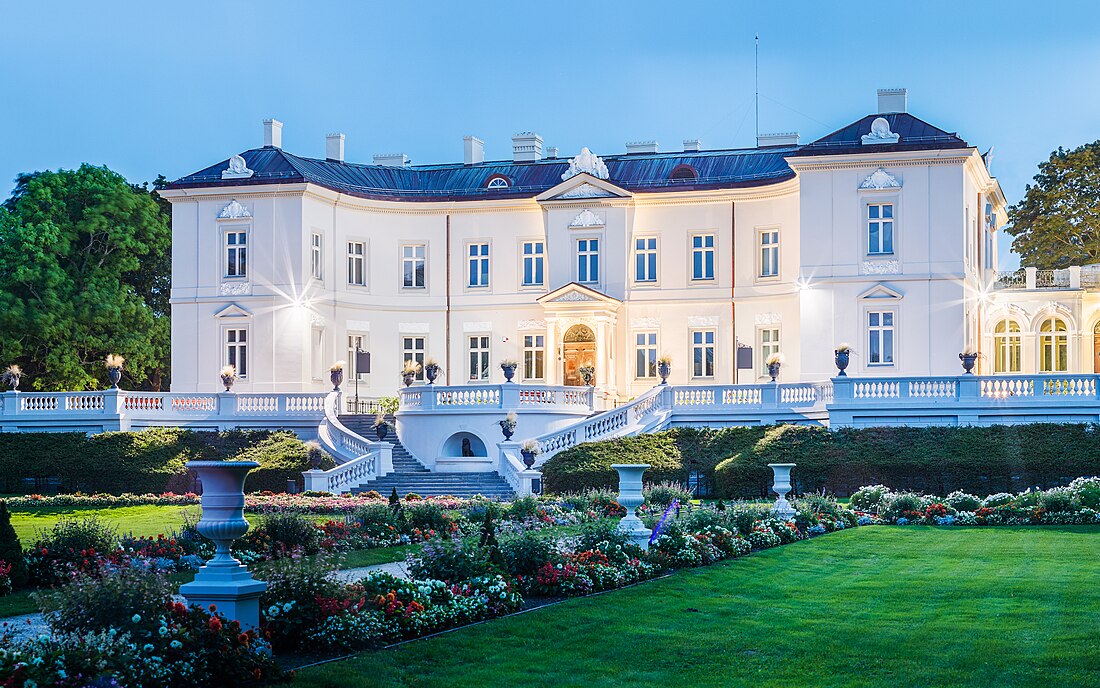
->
[208,617,223,631]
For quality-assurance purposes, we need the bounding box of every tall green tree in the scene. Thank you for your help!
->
[0,164,171,390]
[1006,140,1100,269]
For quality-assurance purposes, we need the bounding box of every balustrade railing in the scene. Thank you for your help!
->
[398,383,594,413]
[835,374,1100,404]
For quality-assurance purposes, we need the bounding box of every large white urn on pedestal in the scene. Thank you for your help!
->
[611,463,652,549]
[768,463,796,519]
[179,461,267,630]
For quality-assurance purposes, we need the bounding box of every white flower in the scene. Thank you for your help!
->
[132,614,142,623]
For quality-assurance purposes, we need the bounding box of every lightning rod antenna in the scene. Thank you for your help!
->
[755,34,760,143]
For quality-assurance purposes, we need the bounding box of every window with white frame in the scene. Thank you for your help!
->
[692,234,715,281]
[347,241,365,286]
[1039,317,1068,373]
[402,335,425,380]
[468,243,490,288]
[225,230,247,277]
[577,238,599,284]
[635,331,658,378]
[523,334,545,380]
[759,229,780,278]
[402,244,426,288]
[993,320,1021,373]
[468,335,490,381]
[867,203,895,255]
[347,334,368,381]
[758,328,780,376]
[692,330,716,378]
[634,237,658,283]
[867,310,895,366]
[310,233,323,280]
[311,328,325,380]
[226,328,248,378]
[522,241,544,287]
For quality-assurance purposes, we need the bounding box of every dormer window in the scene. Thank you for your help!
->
[486,175,511,190]
[670,164,697,181]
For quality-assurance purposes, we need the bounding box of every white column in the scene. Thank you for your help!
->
[545,320,559,386]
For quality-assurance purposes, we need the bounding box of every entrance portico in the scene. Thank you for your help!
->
[537,283,621,402]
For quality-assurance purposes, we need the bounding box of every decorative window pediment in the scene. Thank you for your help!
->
[858,283,904,300]
[213,303,252,319]
[569,209,605,228]
[537,282,621,306]
[536,174,631,202]
[218,199,252,219]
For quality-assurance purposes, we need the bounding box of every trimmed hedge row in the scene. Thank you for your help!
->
[0,428,333,494]
[540,424,1100,498]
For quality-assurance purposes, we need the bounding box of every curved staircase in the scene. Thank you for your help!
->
[337,414,515,499]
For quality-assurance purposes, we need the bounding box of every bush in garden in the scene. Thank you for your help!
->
[498,531,556,578]
[944,490,983,512]
[1069,476,1100,509]
[250,511,323,555]
[849,484,892,511]
[234,430,335,492]
[1039,486,1079,513]
[408,536,496,583]
[507,495,540,521]
[405,501,452,534]
[26,516,119,586]
[983,492,1016,507]
[356,502,402,537]
[881,492,925,522]
[261,554,346,651]
[36,565,176,635]
[466,498,507,524]
[0,500,28,588]
[0,561,12,596]
[574,518,632,552]
[644,481,694,508]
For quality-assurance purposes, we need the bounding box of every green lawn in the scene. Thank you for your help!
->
[9,504,201,542]
[296,526,1100,688]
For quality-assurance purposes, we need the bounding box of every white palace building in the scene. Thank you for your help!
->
[10,87,1100,497]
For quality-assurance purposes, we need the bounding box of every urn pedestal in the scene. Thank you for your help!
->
[179,460,267,630]
[767,463,796,519]
[611,463,652,549]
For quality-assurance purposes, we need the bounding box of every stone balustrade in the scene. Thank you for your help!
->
[398,383,595,413]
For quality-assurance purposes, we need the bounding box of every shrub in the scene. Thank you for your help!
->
[944,491,983,512]
[356,503,401,537]
[261,554,345,651]
[850,484,891,511]
[573,519,632,552]
[248,511,323,556]
[236,431,335,492]
[408,537,495,582]
[1039,487,1078,513]
[881,492,925,521]
[644,481,694,508]
[0,501,28,588]
[499,531,556,577]
[507,496,540,521]
[26,516,119,586]
[36,565,175,635]
[1070,476,1100,509]
[405,501,452,534]
[983,492,1016,507]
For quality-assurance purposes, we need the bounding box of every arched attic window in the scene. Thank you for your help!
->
[669,164,698,181]
[486,175,511,190]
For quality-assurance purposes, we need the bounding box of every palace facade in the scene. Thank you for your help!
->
[161,88,1037,400]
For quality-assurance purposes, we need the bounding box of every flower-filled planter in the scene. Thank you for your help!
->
[765,352,785,383]
[220,365,237,392]
[424,359,443,385]
[520,439,541,469]
[959,352,978,374]
[499,411,517,440]
[657,356,671,385]
[330,361,346,391]
[500,360,518,383]
[401,360,421,387]
[373,414,389,441]
[834,345,850,377]
[1,364,20,391]
[105,354,124,389]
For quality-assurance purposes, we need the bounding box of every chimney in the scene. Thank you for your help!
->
[326,133,345,162]
[545,146,559,159]
[463,136,484,165]
[512,132,543,162]
[626,141,659,154]
[373,153,409,167]
[757,132,800,147]
[263,118,283,148]
[683,139,702,152]
[877,88,908,113]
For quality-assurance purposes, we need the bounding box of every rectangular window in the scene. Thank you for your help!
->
[402,244,426,288]
[577,238,600,284]
[310,233,323,280]
[311,328,324,380]
[226,328,248,378]
[347,334,368,381]
[522,241,545,287]
[868,204,894,255]
[347,241,365,286]
[468,243,490,288]
[402,336,425,380]
[634,237,658,283]
[759,229,779,278]
[759,328,780,376]
[635,331,658,379]
[867,311,895,366]
[468,335,490,381]
[692,330,716,378]
[692,234,715,281]
[225,231,247,277]
[523,334,545,380]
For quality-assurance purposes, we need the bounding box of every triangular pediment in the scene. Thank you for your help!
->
[536,173,631,202]
[213,303,253,318]
[858,283,904,300]
[537,282,622,306]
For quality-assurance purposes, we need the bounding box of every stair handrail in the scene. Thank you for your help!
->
[307,392,393,494]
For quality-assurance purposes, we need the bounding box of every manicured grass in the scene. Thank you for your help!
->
[9,504,201,542]
[296,526,1100,688]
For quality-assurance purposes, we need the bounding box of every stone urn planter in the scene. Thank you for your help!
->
[959,353,978,374]
[657,360,671,385]
[767,463,796,519]
[107,367,122,389]
[520,449,536,468]
[611,463,653,548]
[767,362,781,382]
[402,372,416,387]
[834,349,850,376]
[501,362,517,383]
[374,421,389,441]
[499,416,517,441]
[330,368,344,392]
[424,362,442,385]
[1,365,20,391]
[178,460,267,630]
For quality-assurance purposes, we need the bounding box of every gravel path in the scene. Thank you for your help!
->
[1,561,410,643]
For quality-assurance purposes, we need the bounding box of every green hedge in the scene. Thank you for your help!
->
[0,428,332,495]
[541,424,1100,498]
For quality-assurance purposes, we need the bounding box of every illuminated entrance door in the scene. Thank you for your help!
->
[562,324,596,386]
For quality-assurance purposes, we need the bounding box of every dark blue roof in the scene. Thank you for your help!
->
[796,112,969,156]
[166,112,973,201]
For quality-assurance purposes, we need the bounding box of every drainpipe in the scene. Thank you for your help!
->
[731,200,737,384]
[446,214,452,378]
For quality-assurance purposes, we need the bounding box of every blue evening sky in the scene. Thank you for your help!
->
[2,1,1098,269]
